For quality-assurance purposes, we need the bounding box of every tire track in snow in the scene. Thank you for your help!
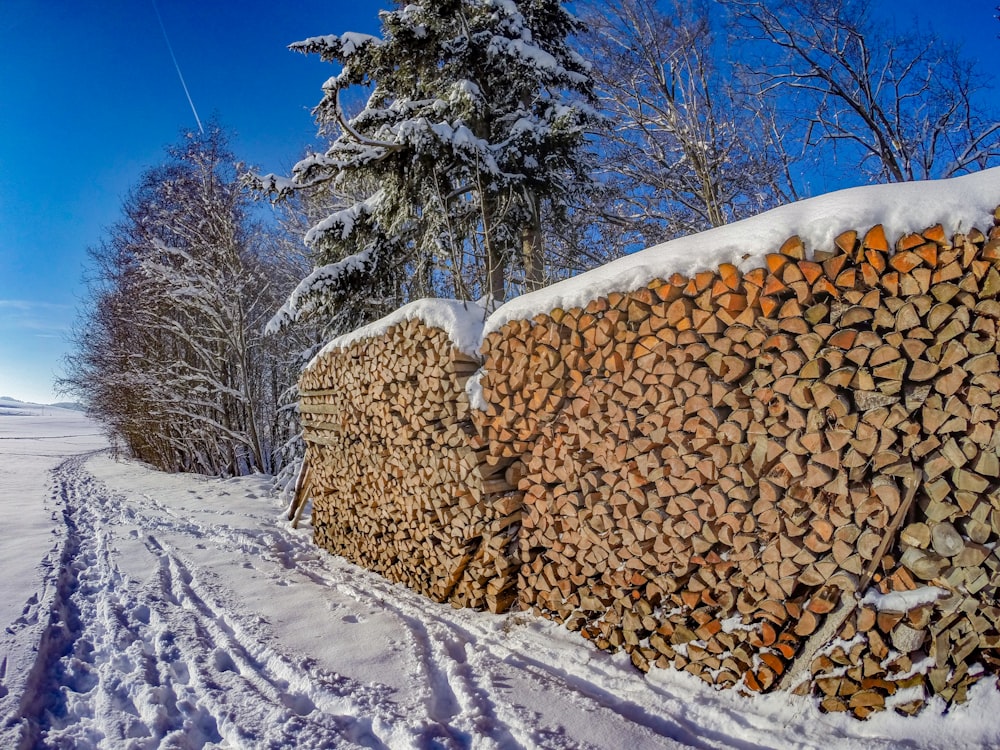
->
[155,504,658,749]
[13,451,397,749]
[65,452,779,749]
[136,506,520,748]
[140,534,397,749]
[116,495,486,748]
[199,514,652,750]
[236,518,769,750]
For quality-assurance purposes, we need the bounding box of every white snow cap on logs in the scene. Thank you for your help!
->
[485,167,1000,335]
[307,298,488,370]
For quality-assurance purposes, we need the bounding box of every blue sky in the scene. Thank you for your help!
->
[0,1,997,405]
[0,0,384,403]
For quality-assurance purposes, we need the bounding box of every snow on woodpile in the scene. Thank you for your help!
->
[298,300,520,613]
[474,172,1000,718]
[309,297,488,361]
[301,170,1000,719]
[486,168,1000,335]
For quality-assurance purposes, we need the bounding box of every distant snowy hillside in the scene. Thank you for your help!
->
[0,397,84,416]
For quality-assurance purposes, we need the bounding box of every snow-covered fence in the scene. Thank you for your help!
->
[301,169,1000,718]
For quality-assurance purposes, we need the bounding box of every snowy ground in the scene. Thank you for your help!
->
[2,405,999,749]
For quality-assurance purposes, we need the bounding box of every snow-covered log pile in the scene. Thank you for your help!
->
[474,200,1000,717]
[298,302,521,613]
[299,171,1000,718]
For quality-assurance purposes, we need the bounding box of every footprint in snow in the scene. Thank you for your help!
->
[132,604,151,625]
[170,660,191,685]
[280,692,316,716]
[212,648,238,674]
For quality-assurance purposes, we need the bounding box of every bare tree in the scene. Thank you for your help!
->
[579,0,796,250]
[61,126,301,477]
[732,0,1000,183]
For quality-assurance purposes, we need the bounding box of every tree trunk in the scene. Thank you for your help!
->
[481,196,506,303]
[522,191,544,292]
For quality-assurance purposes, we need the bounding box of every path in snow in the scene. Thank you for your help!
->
[7,452,413,749]
[2,431,999,748]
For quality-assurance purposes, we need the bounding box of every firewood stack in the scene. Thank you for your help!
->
[299,316,521,612]
[474,205,1000,713]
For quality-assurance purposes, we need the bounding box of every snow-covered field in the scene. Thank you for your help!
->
[2,403,999,748]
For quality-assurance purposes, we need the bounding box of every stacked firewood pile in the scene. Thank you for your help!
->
[299,317,521,612]
[474,206,1000,714]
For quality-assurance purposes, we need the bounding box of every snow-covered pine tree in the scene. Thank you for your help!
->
[260,0,598,335]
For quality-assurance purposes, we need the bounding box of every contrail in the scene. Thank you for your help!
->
[151,0,204,134]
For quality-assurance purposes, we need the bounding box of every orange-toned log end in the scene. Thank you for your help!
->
[766,253,790,274]
[759,295,780,318]
[812,277,840,298]
[780,235,806,259]
[760,652,786,677]
[922,223,947,243]
[896,232,925,251]
[889,251,923,273]
[755,666,778,691]
[694,270,716,293]
[744,267,766,288]
[719,262,741,290]
[863,224,889,252]
[749,621,778,648]
[913,242,939,267]
[834,230,858,255]
[798,260,824,284]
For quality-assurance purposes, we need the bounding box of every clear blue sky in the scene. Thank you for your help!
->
[0,1,997,405]
[0,0,384,404]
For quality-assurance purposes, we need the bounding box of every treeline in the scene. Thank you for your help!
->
[61,0,999,478]
[59,128,317,475]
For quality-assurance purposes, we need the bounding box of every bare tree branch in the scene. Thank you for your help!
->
[732,0,1000,183]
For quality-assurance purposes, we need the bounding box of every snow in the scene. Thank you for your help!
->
[493,36,560,75]
[338,31,382,55]
[0,402,107,744]
[860,586,951,613]
[292,32,383,57]
[304,192,382,247]
[9,166,1000,745]
[309,297,488,365]
[485,167,1000,335]
[2,409,1000,747]
[265,247,373,334]
[466,369,487,412]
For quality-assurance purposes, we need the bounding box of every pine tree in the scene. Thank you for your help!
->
[259,0,598,335]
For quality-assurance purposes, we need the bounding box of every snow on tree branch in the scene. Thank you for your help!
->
[256,0,599,336]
